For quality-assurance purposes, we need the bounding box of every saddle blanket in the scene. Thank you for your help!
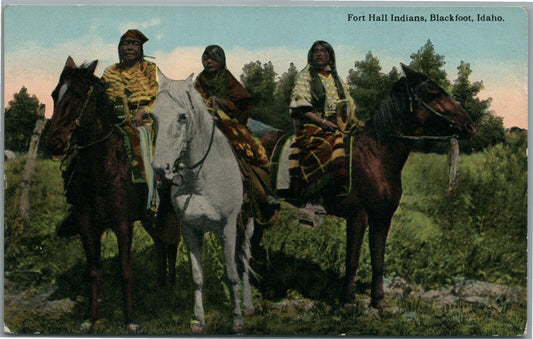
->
[274,135,295,190]
[117,124,157,211]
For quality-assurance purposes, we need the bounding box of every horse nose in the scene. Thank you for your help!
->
[465,122,477,137]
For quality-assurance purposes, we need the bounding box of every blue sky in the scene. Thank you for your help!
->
[3,4,529,128]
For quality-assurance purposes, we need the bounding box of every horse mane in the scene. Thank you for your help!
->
[364,77,410,141]
[69,63,115,122]
[161,78,214,136]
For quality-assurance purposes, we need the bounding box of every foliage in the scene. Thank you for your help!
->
[241,61,277,107]
[464,113,506,152]
[409,40,451,91]
[4,87,44,153]
[347,52,400,122]
[271,62,298,130]
[240,61,293,131]
[388,137,527,288]
[452,61,492,124]
[4,145,527,335]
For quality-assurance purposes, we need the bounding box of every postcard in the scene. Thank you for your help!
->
[2,3,529,336]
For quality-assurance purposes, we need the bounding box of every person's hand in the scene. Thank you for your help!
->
[321,119,339,132]
[132,109,146,127]
[306,112,338,132]
[207,96,224,109]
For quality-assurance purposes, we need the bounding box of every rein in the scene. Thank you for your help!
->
[61,83,115,155]
[166,91,217,186]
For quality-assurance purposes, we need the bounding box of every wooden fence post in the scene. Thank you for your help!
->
[16,104,47,222]
[448,137,460,190]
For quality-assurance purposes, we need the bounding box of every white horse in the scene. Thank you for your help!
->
[152,72,255,334]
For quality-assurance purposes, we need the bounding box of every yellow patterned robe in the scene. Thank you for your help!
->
[102,60,159,122]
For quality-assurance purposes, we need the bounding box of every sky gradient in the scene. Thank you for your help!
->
[2,4,529,128]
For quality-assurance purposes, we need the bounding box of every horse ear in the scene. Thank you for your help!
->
[402,63,428,86]
[86,60,98,75]
[65,56,77,70]
[185,73,195,82]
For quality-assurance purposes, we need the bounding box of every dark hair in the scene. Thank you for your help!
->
[307,40,345,104]
[307,40,336,71]
[202,45,226,69]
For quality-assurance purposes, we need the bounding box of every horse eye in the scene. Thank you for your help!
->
[178,113,187,122]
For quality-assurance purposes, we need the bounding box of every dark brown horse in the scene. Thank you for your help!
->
[46,57,179,332]
[261,64,476,310]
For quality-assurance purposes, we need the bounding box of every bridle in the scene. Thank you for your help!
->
[58,82,114,158]
[161,90,217,187]
[395,80,459,141]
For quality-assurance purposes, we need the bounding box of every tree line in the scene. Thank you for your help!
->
[5,40,507,154]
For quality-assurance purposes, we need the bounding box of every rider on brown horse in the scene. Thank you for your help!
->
[58,29,160,236]
[289,40,364,200]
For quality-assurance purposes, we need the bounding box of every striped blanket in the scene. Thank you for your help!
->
[289,123,348,196]
[117,124,158,211]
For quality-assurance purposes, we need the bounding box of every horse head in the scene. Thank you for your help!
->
[152,77,207,182]
[46,56,101,159]
[401,64,476,139]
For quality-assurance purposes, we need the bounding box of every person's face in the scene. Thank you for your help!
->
[202,54,222,73]
[312,45,331,70]
[120,39,142,66]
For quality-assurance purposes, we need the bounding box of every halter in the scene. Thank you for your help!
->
[60,83,114,156]
[396,80,459,141]
[167,92,217,187]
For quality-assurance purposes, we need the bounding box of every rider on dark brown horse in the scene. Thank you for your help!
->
[58,29,159,236]
[289,40,364,199]
[102,29,158,128]
[194,45,280,226]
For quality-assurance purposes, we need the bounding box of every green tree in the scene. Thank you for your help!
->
[240,60,277,108]
[272,62,298,130]
[452,61,492,124]
[468,113,506,151]
[347,52,400,121]
[240,61,280,127]
[5,87,42,152]
[452,61,504,151]
[409,40,451,90]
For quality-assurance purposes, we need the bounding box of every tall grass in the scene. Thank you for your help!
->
[3,133,527,335]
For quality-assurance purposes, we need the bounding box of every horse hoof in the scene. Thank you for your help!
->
[127,323,140,334]
[244,309,255,317]
[191,321,204,334]
[233,320,244,333]
[79,320,94,332]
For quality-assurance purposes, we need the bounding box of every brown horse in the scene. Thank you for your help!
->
[261,64,476,310]
[45,57,179,332]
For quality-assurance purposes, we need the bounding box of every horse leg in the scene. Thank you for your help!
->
[79,226,101,332]
[167,243,178,287]
[240,217,255,316]
[221,218,245,333]
[182,226,205,334]
[342,208,368,305]
[368,213,393,311]
[155,239,168,288]
[115,221,138,333]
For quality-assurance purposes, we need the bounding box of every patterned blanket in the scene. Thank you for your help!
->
[117,124,157,211]
[289,123,349,196]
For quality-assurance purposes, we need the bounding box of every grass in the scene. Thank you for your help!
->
[3,140,528,335]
